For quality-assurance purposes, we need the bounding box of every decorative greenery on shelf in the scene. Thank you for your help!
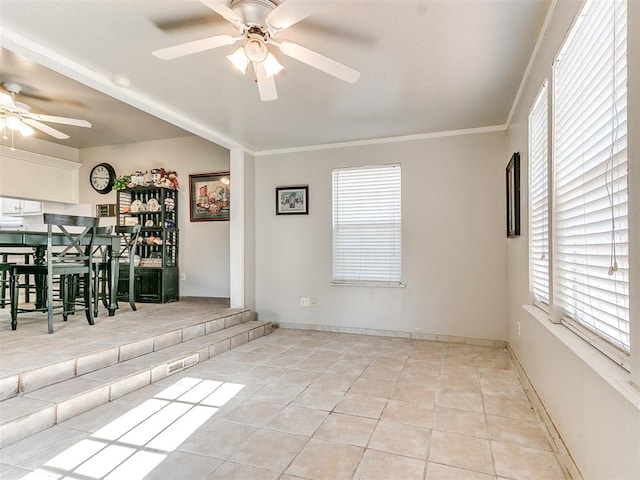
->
[113,169,179,191]
[113,175,131,191]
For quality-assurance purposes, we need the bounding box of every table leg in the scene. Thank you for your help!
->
[108,245,118,316]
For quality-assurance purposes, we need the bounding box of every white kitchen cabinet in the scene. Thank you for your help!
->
[0,197,42,216]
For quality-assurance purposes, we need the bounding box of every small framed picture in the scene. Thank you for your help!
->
[276,186,309,215]
[506,152,520,238]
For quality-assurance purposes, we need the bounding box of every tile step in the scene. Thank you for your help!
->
[0,320,271,448]
[0,309,255,401]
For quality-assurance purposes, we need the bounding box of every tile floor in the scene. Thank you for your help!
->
[0,328,570,480]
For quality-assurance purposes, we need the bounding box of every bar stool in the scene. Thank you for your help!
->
[10,214,99,333]
[0,262,13,308]
[93,224,141,316]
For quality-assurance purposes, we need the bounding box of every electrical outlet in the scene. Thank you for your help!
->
[310,298,318,307]
[517,321,521,336]
[301,297,310,307]
[180,273,186,281]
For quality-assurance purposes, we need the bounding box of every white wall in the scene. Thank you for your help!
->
[79,136,231,298]
[254,131,508,341]
[506,1,640,478]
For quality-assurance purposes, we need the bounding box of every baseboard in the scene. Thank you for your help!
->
[271,321,507,348]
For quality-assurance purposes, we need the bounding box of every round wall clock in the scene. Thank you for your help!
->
[90,163,116,194]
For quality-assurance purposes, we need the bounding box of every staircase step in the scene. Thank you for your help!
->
[0,319,271,448]
[0,309,256,401]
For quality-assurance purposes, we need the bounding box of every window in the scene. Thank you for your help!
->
[528,81,549,307]
[529,0,629,360]
[332,164,401,285]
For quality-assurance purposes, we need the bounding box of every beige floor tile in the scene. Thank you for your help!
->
[178,420,258,459]
[262,355,303,369]
[434,406,488,438]
[486,415,551,451]
[333,393,387,419]
[265,405,329,436]
[429,430,494,475]
[325,361,368,377]
[280,346,314,358]
[479,378,527,400]
[438,366,478,378]
[399,368,441,385]
[218,399,283,427]
[426,462,496,479]
[348,378,395,398]
[206,461,280,480]
[436,388,484,413]
[229,429,307,473]
[144,451,222,480]
[292,387,344,411]
[233,365,284,385]
[285,438,363,480]
[492,441,565,480]
[273,369,321,386]
[381,398,434,428]
[368,420,430,459]
[361,365,403,382]
[478,367,520,385]
[295,357,336,372]
[482,395,537,422]
[391,380,437,405]
[313,412,377,447]
[250,383,305,404]
[438,374,481,393]
[353,448,426,480]
[310,373,358,392]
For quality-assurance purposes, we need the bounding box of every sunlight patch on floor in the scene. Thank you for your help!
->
[19,377,244,480]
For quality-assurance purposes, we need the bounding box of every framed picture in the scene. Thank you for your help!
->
[276,185,309,215]
[189,172,230,222]
[506,152,521,238]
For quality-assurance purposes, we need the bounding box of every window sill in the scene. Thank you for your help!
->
[521,304,640,410]
[329,281,406,288]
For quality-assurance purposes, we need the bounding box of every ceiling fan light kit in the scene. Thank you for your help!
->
[152,0,360,101]
[0,82,92,146]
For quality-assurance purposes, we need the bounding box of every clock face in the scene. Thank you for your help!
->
[90,163,115,193]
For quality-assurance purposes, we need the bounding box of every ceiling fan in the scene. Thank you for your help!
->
[0,82,92,141]
[152,0,360,101]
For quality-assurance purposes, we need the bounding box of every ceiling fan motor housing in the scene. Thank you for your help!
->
[231,0,276,29]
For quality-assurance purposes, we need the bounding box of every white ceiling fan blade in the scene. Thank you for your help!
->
[22,118,70,140]
[152,34,237,60]
[27,113,91,128]
[253,62,278,102]
[199,0,242,25]
[267,0,334,33]
[278,40,360,84]
[0,92,16,109]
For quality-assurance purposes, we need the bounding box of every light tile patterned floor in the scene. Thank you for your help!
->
[0,328,570,480]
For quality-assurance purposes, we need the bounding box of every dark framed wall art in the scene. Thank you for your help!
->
[275,185,309,215]
[506,152,521,238]
[189,172,230,221]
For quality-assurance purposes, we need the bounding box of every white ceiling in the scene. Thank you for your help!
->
[0,0,550,153]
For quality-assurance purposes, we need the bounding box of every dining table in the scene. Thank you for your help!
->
[0,229,121,316]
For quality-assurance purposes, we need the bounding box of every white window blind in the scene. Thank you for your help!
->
[553,0,629,351]
[332,164,401,284]
[528,81,549,306]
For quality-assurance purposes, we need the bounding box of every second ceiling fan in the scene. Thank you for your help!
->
[152,0,360,101]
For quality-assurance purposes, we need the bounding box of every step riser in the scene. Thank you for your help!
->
[0,320,270,448]
[1,310,255,401]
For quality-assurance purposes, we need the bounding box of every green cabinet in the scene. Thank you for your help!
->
[116,186,179,303]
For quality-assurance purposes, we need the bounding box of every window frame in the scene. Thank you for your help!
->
[331,164,403,287]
